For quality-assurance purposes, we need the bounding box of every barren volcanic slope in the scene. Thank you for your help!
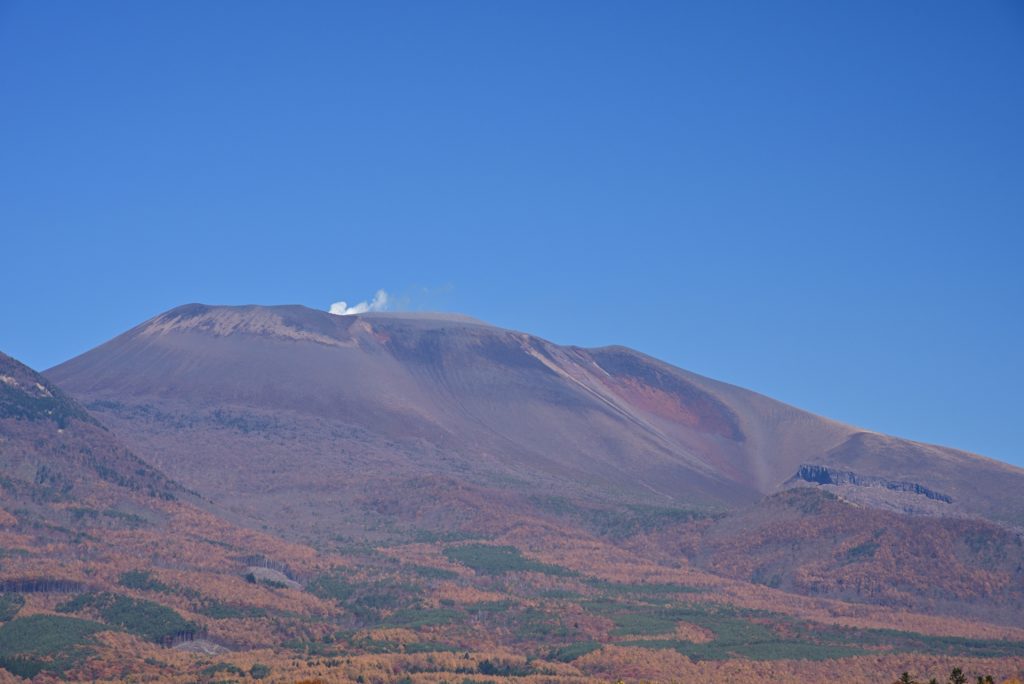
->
[43,305,1024,623]
[47,304,1024,534]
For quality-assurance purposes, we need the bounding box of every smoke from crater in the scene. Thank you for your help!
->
[328,290,389,316]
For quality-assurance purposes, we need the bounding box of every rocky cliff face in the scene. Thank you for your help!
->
[790,464,954,503]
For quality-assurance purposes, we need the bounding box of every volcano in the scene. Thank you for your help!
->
[1,305,1023,681]
[44,303,1024,538]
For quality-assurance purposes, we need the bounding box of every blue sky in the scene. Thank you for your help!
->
[1,1,1022,466]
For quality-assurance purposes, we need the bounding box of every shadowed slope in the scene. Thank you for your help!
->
[0,351,176,503]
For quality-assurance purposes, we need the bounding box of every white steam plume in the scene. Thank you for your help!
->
[329,290,389,316]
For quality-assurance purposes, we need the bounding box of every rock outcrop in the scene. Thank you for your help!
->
[789,464,954,503]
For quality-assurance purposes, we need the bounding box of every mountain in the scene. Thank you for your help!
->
[40,304,1024,622]
[2,313,1023,682]
[45,303,1024,535]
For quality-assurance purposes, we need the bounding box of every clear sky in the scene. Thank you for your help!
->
[1,2,1022,466]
